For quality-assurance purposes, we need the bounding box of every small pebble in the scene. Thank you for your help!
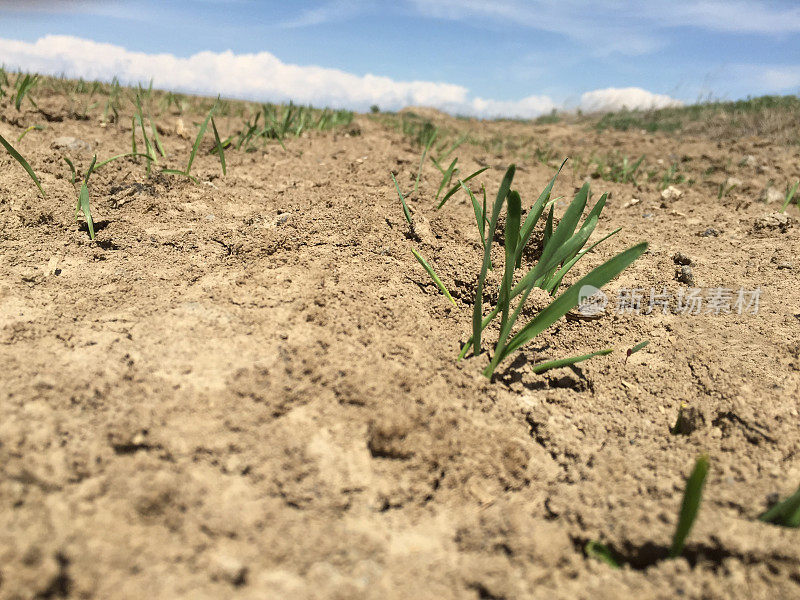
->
[699,228,720,237]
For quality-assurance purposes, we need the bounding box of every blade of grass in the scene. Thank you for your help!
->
[781,180,799,212]
[759,486,800,527]
[494,242,648,368]
[186,104,216,177]
[78,181,95,240]
[459,218,601,360]
[473,164,516,355]
[585,541,621,569]
[460,181,485,246]
[414,130,437,194]
[17,124,43,142]
[62,156,76,184]
[435,158,458,201]
[149,116,167,157]
[496,190,521,355]
[0,131,46,198]
[94,152,154,170]
[668,454,709,559]
[411,248,457,307]
[543,222,619,294]
[75,155,97,239]
[531,348,613,374]
[516,159,567,267]
[211,117,227,175]
[130,116,138,154]
[627,340,650,358]
[161,168,200,184]
[437,166,489,210]
[391,173,414,233]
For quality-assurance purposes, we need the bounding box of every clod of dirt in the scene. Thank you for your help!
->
[753,212,794,233]
[742,154,757,167]
[51,136,92,153]
[672,252,693,266]
[675,265,695,285]
[367,413,417,460]
[661,186,683,201]
[671,405,706,435]
[761,187,784,204]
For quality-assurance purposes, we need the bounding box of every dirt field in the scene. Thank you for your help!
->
[2,85,800,599]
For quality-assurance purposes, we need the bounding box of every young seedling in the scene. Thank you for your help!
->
[717,180,737,199]
[437,166,489,210]
[163,102,225,182]
[584,540,621,569]
[14,73,39,111]
[391,173,415,236]
[531,348,613,374]
[625,339,649,363]
[411,248,457,307]
[759,486,800,527]
[17,124,44,142]
[451,161,646,377]
[75,155,98,240]
[0,131,46,197]
[432,157,459,201]
[668,454,709,559]
[63,156,77,184]
[781,181,799,212]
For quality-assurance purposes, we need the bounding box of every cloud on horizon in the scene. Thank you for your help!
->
[0,35,682,118]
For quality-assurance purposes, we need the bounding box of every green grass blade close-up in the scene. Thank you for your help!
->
[669,454,709,559]
[411,248,457,307]
[0,131,46,198]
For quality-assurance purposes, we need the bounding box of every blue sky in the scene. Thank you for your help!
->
[1,1,799,117]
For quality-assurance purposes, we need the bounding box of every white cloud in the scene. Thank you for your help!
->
[0,35,680,119]
[579,87,683,113]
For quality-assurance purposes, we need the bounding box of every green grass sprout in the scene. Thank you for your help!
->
[434,157,459,201]
[759,486,800,527]
[781,180,799,212]
[437,166,489,210]
[211,117,227,175]
[185,104,216,177]
[584,540,621,569]
[414,128,437,194]
[531,348,614,374]
[75,155,98,240]
[14,73,39,111]
[668,454,709,559]
[717,180,737,199]
[63,156,77,184]
[17,124,44,142]
[411,248,457,307]
[391,173,415,235]
[0,131,46,197]
[446,161,646,377]
[626,340,650,362]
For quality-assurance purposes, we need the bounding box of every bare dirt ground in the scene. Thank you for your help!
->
[2,88,800,599]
